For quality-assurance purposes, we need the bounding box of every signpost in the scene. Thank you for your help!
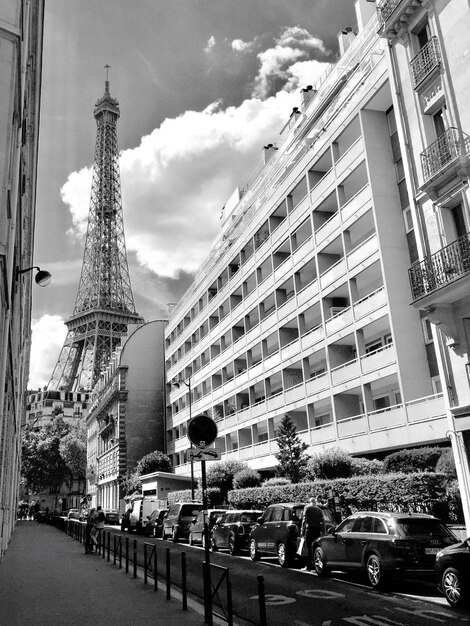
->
[187,414,218,624]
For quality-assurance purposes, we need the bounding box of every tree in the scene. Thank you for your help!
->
[206,460,248,501]
[274,414,309,483]
[233,468,262,490]
[306,447,353,480]
[21,417,85,505]
[136,450,172,475]
[119,469,142,497]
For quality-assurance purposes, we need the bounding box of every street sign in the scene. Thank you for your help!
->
[188,447,220,460]
[187,414,218,448]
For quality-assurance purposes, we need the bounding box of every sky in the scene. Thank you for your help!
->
[29,0,358,390]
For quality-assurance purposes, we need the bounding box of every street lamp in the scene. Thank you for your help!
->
[173,377,195,500]
[16,265,52,287]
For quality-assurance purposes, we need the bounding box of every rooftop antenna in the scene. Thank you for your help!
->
[104,64,111,93]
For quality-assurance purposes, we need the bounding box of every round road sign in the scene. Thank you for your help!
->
[187,414,218,448]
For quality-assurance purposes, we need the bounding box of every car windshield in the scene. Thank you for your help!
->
[181,505,201,516]
[396,518,452,536]
[240,512,260,523]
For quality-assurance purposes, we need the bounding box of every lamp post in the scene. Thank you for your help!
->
[16,265,52,287]
[173,377,195,500]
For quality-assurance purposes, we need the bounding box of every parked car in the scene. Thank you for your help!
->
[162,502,203,542]
[249,502,336,567]
[211,510,262,555]
[189,509,228,547]
[128,497,161,534]
[145,509,168,538]
[103,510,119,525]
[67,508,80,520]
[435,536,470,608]
[313,511,458,589]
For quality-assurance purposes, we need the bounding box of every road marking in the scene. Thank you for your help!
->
[294,621,331,626]
[250,594,296,605]
[343,616,405,625]
[297,589,345,599]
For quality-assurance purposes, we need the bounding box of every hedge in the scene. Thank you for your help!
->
[227,473,463,522]
[167,487,221,506]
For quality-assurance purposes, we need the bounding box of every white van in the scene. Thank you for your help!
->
[128,497,160,534]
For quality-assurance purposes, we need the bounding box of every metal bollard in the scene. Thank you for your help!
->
[125,537,129,573]
[113,536,117,565]
[153,550,158,592]
[133,539,137,578]
[107,531,110,561]
[165,547,171,600]
[102,531,106,559]
[144,544,148,585]
[257,575,267,626]
[119,536,122,569]
[181,552,187,610]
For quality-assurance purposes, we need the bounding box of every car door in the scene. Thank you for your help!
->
[345,516,374,569]
[325,516,356,567]
[255,507,274,551]
[265,506,284,553]
[219,513,234,548]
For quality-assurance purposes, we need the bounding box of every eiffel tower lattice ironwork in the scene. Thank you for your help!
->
[48,75,143,392]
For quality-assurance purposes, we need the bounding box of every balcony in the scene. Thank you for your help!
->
[410,37,441,89]
[420,128,470,198]
[408,232,470,301]
[377,0,423,38]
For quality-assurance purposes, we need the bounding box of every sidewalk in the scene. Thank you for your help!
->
[0,521,207,625]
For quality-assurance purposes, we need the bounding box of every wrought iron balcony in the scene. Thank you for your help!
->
[408,232,470,300]
[420,127,470,183]
[410,37,441,88]
[377,0,422,36]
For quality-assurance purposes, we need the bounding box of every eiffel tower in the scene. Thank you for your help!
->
[48,69,143,392]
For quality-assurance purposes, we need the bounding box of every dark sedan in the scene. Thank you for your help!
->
[436,537,470,607]
[211,510,262,555]
[313,511,458,588]
[189,508,228,547]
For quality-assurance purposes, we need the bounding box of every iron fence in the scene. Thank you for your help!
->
[420,127,470,182]
[409,37,441,88]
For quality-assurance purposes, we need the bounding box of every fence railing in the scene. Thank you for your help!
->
[60,518,267,626]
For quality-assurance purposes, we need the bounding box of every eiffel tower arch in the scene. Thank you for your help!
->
[49,76,143,392]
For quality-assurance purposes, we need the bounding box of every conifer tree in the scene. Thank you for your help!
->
[274,414,309,483]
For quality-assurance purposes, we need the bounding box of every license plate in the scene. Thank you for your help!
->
[425,547,440,555]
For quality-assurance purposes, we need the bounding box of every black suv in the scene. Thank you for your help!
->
[249,502,335,568]
[314,511,458,588]
[211,510,262,555]
[189,509,228,547]
[435,536,470,607]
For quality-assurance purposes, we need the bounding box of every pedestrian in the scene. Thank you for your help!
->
[84,508,95,554]
[90,506,105,550]
[301,497,324,571]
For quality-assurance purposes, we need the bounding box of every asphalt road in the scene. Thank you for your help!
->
[102,525,470,626]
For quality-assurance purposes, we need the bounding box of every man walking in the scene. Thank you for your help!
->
[301,497,323,571]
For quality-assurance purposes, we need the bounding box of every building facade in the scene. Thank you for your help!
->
[377,0,470,526]
[164,0,470,521]
[86,321,167,513]
[0,0,45,558]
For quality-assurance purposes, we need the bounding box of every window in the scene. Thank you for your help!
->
[271,507,283,522]
[373,518,388,534]
[337,517,356,533]
[431,376,443,394]
[353,516,373,533]
[422,317,434,344]
[373,396,391,411]
[403,206,413,234]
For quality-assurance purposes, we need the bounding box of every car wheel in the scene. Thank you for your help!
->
[442,567,467,608]
[172,528,179,543]
[189,533,194,546]
[366,554,386,589]
[210,536,218,552]
[249,538,260,561]
[314,546,329,577]
[228,533,239,556]
[277,542,292,568]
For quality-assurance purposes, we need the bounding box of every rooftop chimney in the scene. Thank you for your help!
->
[263,143,278,164]
[301,85,317,108]
[337,26,356,55]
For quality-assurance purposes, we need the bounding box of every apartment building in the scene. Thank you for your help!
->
[86,321,167,513]
[0,0,45,557]
[377,0,470,525]
[164,1,467,507]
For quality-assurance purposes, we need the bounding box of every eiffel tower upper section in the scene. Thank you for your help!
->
[48,75,144,393]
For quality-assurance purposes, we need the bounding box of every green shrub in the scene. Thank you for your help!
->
[167,487,221,506]
[233,468,262,490]
[305,447,353,480]
[383,446,443,474]
[205,460,248,501]
[262,477,292,487]
[227,472,459,522]
[435,448,457,479]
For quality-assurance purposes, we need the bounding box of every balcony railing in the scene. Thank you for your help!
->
[377,0,402,24]
[420,127,470,183]
[408,232,470,300]
[410,37,441,88]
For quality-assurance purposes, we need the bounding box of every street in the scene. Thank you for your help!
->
[106,526,470,626]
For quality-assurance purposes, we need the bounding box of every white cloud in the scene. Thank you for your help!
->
[28,315,68,389]
[253,26,328,98]
[231,38,255,53]
[60,89,298,279]
[204,35,216,54]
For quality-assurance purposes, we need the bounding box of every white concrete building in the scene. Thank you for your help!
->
[86,320,167,513]
[164,1,460,488]
[377,0,470,526]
